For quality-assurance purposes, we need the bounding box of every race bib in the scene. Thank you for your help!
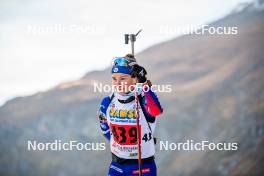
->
[110,123,141,145]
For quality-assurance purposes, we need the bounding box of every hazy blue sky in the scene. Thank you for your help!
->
[0,0,253,106]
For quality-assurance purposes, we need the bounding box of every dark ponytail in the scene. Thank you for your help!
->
[125,54,137,63]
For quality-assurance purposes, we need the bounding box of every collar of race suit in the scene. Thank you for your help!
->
[114,91,135,104]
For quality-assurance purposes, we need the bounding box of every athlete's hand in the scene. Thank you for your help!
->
[131,64,147,83]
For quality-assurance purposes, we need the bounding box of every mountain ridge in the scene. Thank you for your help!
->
[0,2,264,176]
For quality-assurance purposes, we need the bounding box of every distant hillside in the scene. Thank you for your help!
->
[0,2,264,176]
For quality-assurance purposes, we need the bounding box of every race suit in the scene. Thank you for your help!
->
[98,88,163,175]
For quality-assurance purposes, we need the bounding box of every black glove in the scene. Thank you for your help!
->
[131,64,147,83]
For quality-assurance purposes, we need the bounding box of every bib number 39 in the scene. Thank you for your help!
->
[110,123,152,145]
[110,123,138,145]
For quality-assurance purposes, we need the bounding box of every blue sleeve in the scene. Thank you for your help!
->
[98,96,111,140]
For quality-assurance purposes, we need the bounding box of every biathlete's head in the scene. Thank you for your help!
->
[111,54,137,95]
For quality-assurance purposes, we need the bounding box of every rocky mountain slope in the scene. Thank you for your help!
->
[0,2,264,175]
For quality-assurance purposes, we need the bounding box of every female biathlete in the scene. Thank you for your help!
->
[97,54,163,176]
